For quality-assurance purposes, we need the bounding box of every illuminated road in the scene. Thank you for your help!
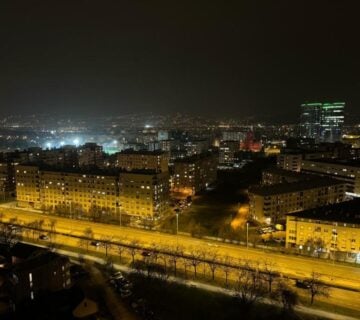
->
[1,205,360,295]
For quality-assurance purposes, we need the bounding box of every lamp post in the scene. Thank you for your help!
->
[118,204,122,227]
[246,222,249,249]
[176,213,179,245]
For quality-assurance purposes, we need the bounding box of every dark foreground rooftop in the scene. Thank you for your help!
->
[287,199,360,224]
[249,177,344,196]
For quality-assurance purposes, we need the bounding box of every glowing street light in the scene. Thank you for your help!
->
[73,138,80,146]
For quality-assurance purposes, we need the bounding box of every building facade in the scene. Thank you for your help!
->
[119,171,170,219]
[78,143,104,167]
[16,164,170,220]
[301,159,360,196]
[0,160,16,199]
[248,178,346,224]
[172,152,218,195]
[219,140,239,165]
[300,102,345,143]
[262,167,309,185]
[286,200,360,262]
[277,153,303,172]
[116,149,169,173]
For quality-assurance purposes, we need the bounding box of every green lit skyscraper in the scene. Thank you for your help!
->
[300,102,345,143]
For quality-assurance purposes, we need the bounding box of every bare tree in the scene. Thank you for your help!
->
[168,245,183,276]
[149,242,160,263]
[188,248,204,278]
[234,261,266,308]
[0,223,18,249]
[49,219,57,241]
[221,255,233,287]
[117,244,126,263]
[307,272,330,305]
[100,236,112,257]
[276,281,298,312]
[128,239,139,265]
[82,227,94,251]
[207,250,219,281]
[262,260,278,293]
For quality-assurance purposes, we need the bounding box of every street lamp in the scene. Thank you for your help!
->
[117,203,122,227]
[246,222,249,249]
[175,212,179,246]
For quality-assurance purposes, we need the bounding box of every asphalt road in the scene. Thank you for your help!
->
[1,205,360,296]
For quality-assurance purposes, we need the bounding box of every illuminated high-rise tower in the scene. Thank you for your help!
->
[300,102,345,143]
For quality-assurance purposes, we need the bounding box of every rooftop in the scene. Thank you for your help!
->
[118,149,167,156]
[287,199,360,224]
[174,152,217,164]
[263,167,311,180]
[303,158,360,168]
[249,177,344,196]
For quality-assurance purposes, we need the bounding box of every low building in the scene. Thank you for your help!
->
[286,199,360,262]
[119,170,170,219]
[116,149,169,173]
[10,243,71,305]
[248,178,346,224]
[301,159,360,196]
[172,152,218,195]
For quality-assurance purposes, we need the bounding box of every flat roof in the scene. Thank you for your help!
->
[174,152,216,163]
[17,163,159,176]
[249,178,344,196]
[118,149,166,156]
[303,158,360,168]
[263,167,310,180]
[287,199,360,224]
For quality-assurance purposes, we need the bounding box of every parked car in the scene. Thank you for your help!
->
[120,289,132,298]
[39,234,49,241]
[295,279,311,289]
[110,271,123,279]
[141,250,152,257]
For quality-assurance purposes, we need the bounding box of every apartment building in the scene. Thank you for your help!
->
[248,178,345,223]
[277,153,303,172]
[16,164,41,207]
[16,164,169,220]
[119,170,170,219]
[286,200,360,261]
[78,143,104,167]
[262,167,309,185]
[116,149,169,173]
[172,152,218,195]
[301,159,360,195]
[0,160,16,199]
[40,169,119,219]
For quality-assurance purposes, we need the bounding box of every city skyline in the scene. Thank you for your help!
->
[0,2,359,319]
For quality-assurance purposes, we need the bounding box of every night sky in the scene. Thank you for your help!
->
[1,1,359,122]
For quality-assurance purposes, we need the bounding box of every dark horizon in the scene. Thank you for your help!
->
[1,1,359,122]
